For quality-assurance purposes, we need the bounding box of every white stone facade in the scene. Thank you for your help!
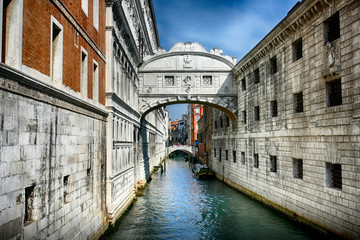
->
[211,0,360,239]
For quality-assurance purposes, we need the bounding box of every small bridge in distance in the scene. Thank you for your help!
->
[167,145,195,156]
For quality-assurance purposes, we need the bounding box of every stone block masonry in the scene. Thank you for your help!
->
[211,0,360,239]
[0,82,107,239]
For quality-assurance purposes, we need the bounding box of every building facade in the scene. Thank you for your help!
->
[0,0,168,239]
[210,0,360,238]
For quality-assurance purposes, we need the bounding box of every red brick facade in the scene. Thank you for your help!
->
[21,0,106,104]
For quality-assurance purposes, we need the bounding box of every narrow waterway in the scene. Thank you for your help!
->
[106,154,327,240]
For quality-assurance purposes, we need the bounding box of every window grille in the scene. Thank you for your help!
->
[254,68,260,84]
[327,79,342,107]
[270,56,277,74]
[254,154,259,168]
[292,38,303,61]
[254,106,260,121]
[326,163,342,190]
[271,100,278,117]
[294,92,303,113]
[203,76,212,85]
[241,78,246,91]
[165,76,174,85]
[293,158,303,179]
[325,12,340,43]
[270,155,277,172]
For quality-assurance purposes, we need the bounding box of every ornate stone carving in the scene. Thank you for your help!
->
[147,87,152,93]
[183,55,192,69]
[183,76,191,85]
[185,86,191,93]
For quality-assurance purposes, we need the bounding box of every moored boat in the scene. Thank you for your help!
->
[192,164,214,179]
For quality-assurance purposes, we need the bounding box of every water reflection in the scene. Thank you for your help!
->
[106,154,325,240]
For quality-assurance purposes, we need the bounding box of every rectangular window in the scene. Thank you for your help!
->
[81,48,88,98]
[63,175,70,204]
[241,78,246,91]
[165,76,174,85]
[214,120,218,129]
[292,38,303,62]
[233,151,236,163]
[327,79,342,107]
[254,68,260,84]
[203,76,212,85]
[51,17,63,87]
[225,116,230,127]
[270,56,277,74]
[293,92,303,113]
[81,0,88,16]
[24,185,36,224]
[242,110,247,124]
[220,118,223,128]
[270,155,277,172]
[219,149,222,162]
[254,106,260,121]
[93,0,99,31]
[271,100,278,117]
[214,148,216,157]
[226,150,228,160]
[253,153,259,168]
[326,163,342,190]
[93,60,99,102]
[324,12,340,43]
[293,158,303,179]
[241,152,245,165]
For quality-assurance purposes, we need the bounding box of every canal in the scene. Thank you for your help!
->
[105,154,329,240]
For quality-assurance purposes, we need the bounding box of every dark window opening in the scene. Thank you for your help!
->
[326,163,342,190]
[253,154,259,168]
[226,116,230,127]
[220,118,223,128]
[292,38,303,62]
[219,149,222,162]
[214,148,216,157]
[241,152,245,165]
[214,120,218,129]
[325,12,340,43]
[63,175,69,204]
[242,111,247,124]
[294,92,304,113]
[270,56,278,74]
[271,100,278,117]
[270,155,277,172]
[254,106,260,121]
[327,79,342,107]
[226,150,228,160]
[254,68,260,84]
[241,78,246,91]
[2,0,12,63]
[233,151,236,163]
[293,158,303,179]
[25,185,36,224]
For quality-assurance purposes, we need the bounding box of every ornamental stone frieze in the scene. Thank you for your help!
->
[138,42,238,121]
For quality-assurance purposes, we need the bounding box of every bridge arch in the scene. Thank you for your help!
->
[138,42,238,122]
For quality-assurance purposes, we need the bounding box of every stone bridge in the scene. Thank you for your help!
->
[167,145,195,156]
[138,42,238,122]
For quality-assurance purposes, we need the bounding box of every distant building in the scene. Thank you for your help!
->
[188,104,203,146]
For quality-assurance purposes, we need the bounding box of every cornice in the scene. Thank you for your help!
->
[232,0,352,77]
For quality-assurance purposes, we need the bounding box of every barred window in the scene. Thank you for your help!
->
[242,110,247,124]
[254,106,260,121]
[203,76,213,85]
[165,76,175,85]
[241,152,245,165]
[293,158,303,179]
[254,68,260,84]
[327,79,342,107]
[270,56,277,74]
[293,92,303,113]
[292,38,303,62]
[241,78,246,91]
[324,12,340,43]
[254,153,259,168]
[326,163,342,190]
[270,155,277,172]
[271,100,278,117]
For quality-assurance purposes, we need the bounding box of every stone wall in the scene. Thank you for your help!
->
[211,0,360,239]
[0,70,107,239]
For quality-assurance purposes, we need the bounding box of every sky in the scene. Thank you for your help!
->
[153,0,300,120]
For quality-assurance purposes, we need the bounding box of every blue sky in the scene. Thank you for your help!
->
[153,0,300,120]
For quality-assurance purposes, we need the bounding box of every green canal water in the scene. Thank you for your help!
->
[105,154,331,240]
